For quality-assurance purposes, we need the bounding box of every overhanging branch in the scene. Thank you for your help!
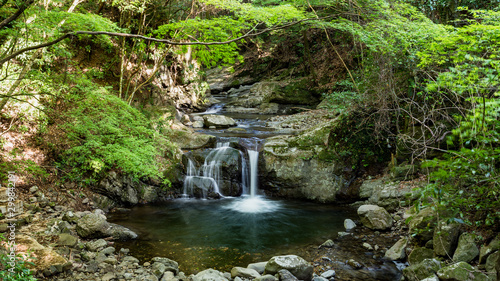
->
[0,16,332,66]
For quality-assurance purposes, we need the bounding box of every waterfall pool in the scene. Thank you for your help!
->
[108,198,355,274]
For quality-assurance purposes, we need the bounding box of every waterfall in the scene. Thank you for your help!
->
[248,150,259,197]
[183,142,231,198]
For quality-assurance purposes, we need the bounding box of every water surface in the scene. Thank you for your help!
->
[108,198,355,274]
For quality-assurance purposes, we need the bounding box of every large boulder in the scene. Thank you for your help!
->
[452,233,479,263]
[76,213,109,238]
[357,205,393,230]
[479,235,500,263]
[264,255,313,281]
[385,237,409,261]
[485,251,499,277]
[203,115,236,128]
[433,221,461,257]
[403,258,442,281]
[437,261,489,281]
[260,132,345,202]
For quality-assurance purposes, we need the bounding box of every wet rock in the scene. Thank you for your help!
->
[231,266,261,279]
[192,269,228,281]
[433,221,461,257]
[357,205,393,230]
[338,232,352,238]
[265,255,313,281]
[385,238,408,261]
[363,242,373,251]
[452,233,479,263]
[192,120,205,128]
[437,261,489,281]
[171,127,215,149]
[248,261,268,274]
[344,219,356,231]
[402,258,442,281]
[408,247,434,265]
[320,269,336,278]
[203,115,237,128]
[320,239,335,248]
[107,223,138,240]
[278,269,300,281]
[347,259,362,269]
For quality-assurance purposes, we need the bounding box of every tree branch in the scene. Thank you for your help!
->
[0,0,35,30]
[0,16,331,66]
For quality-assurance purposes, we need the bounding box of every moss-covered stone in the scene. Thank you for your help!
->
[437,262,489,281]
[408,247,435,265]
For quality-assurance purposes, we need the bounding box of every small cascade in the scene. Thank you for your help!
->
[183,142,231,198]
[248,150,259,197]
[240,151,249,195]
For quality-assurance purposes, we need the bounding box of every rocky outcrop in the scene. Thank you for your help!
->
[264,255,314,281]
[260,116,348,202]
[358,178,418,212]
[357,205,393,230]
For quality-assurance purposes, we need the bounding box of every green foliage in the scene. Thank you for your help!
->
[318,80,360,113]
[55,86,177,184]
[0,234,37,281]
[419,97,500,229]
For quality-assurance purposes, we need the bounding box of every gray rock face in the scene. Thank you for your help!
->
[453,233,479,263]
[344,219,356,231]
[107,223,138,240]
[403,258,442,281]
[358,178,417,212]
[260,135,345,202]
[385,238,408,261]
[265,255,313,281]
[357,205,393,230]
[96,172,139,205]
[437,261,489,281]
[320,269,336,278]
[203,115,236,128]
[433,221,461,257]
[192,269,228,281]
[231,267,261,279]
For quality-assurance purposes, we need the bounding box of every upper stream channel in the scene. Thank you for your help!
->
[108,91,403,280]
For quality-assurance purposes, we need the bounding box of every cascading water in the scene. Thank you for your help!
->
[227,146,280,213]
[183,142,231,198]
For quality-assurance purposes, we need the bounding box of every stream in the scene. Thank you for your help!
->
[108,91,403,280]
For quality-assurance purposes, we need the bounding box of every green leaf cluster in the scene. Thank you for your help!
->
[56,86,177,184]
